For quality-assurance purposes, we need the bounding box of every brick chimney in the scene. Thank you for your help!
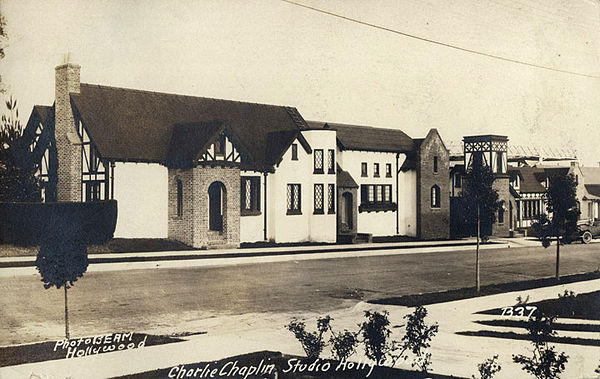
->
[54,55,82,201]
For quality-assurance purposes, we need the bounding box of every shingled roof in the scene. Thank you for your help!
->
[70,84,308,170]
[585,184,600,199]
[307,121,414,153]
[508,166,547,193]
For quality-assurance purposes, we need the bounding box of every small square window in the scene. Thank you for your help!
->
[361,162,368,177]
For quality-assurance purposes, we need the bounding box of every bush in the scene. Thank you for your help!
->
[286,316,332,359]
[512,314,569,379]
[472,355,502,379]
[360,307,438,371]
[330,329,358,361]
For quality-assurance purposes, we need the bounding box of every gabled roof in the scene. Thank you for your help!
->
[69,84,308,170]
[306,121,414,153]
[585,184,600,199]
[336,164,358,188]
[165,121,227,167]
[509,166,547,193]
[264,130,311,167]
[581,167,600,185]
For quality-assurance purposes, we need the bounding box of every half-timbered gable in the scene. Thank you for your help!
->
[23,105,57,202]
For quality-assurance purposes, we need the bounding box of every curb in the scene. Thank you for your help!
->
[0,241,506,268]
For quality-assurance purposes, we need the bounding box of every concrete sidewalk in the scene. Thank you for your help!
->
[2,278,598,379]
[0,238,510,277]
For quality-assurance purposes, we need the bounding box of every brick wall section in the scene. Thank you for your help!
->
[192,166,240,249]
[55,63,82,202]
[168,165,240,249]
[168,168,194,246]
[416,129,450,240]
[492,176,513,237]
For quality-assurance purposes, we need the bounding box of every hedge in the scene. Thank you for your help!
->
[0,200,117,246]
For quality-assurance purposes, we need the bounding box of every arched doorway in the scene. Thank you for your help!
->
[341,192,353,229]
[208,182,226,232]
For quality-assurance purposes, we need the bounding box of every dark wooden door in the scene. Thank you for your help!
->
[209,182,223,231]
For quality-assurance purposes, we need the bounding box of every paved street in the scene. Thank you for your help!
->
[1,243,600,345]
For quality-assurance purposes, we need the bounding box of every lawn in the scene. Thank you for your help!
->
[0,238,195,257]
[478,290,600,320]
[370,271,600,307]
[0,333,187,367]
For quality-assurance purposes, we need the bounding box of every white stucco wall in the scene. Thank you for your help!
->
[303,130,337,243]
[398,168,417,237]
[113,162,168,238]
[267,130,337,243]
[338,150,397,236]
[239,170,265,243]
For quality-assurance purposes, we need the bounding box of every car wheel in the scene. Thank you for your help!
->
[581,231,593,244]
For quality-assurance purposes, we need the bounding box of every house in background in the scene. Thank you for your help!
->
[23,61,450,248]
[450,133,599,237]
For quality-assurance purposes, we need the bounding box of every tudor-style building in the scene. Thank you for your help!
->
[24,61,451,248]
[450,134,599,237]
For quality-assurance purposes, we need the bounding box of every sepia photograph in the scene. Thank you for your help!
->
[0,1,599,378]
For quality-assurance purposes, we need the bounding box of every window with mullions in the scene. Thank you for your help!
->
[241,177,261,215]
[360,184,396,212]
[314,184,324,214]
[314,149,324,174]
[327,149,335,174]
[328,184,335,214]
[287,184,301,215]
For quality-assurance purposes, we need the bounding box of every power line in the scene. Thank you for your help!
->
[281,0,600,79]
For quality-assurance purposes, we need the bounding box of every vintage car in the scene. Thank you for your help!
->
[577,220,600,244]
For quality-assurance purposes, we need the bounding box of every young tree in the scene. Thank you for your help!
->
[461,164,500,295]
[536,174,579,281]
[0,96,41,201]
[35,242,88,339]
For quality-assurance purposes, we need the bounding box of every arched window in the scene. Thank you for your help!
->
[176,179,183,217]
[431,185,440,208]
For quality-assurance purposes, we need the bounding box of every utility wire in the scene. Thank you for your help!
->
[281,0,600,79]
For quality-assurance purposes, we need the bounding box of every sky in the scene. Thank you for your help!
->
[1,0,599,165]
